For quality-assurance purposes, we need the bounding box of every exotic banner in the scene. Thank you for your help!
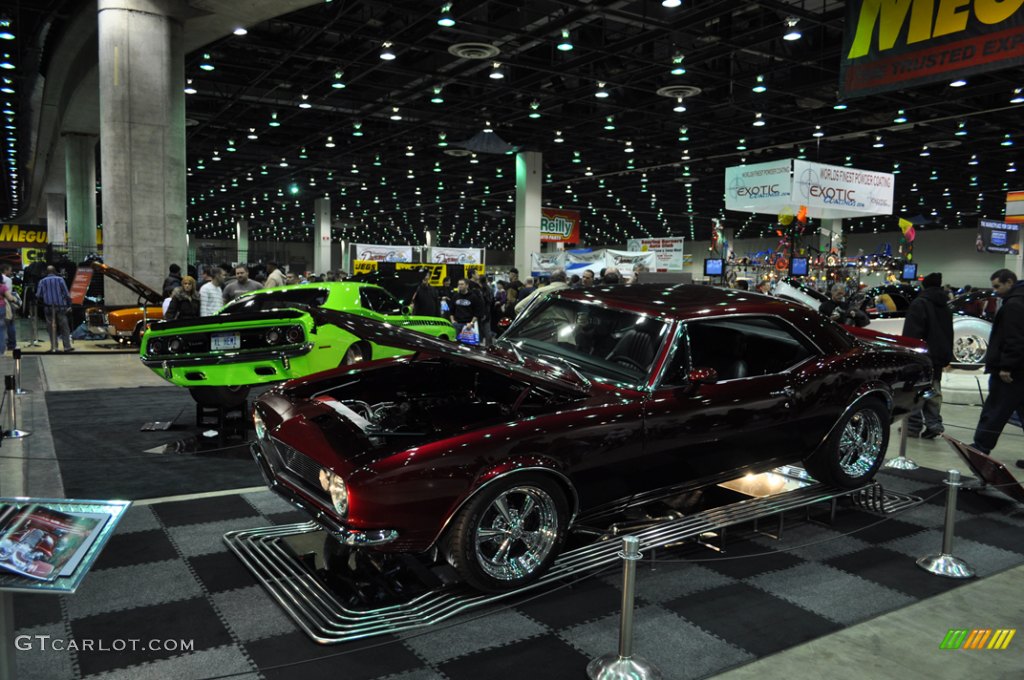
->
[540,208,581,243]
[724,159,793,213]
[353,244,413,262]
[792,160,895,218]
[428,247,482,265]
[976,219,1020,255]
[841,0,1024,99]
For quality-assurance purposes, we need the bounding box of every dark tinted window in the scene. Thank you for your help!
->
[359,287,404,315]
[684,316,815,380]
[220,288,329,314]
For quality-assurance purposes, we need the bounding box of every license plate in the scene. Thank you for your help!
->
[210,332,240,351]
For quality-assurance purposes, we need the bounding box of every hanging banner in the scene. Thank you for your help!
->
[626,238,686,272]
[840,0,1024,99]
[428,247,482,265]
[352,260,379,276]
[69,267,94,305]
[396,262,447,286]
[792,160,895,218]
[540,208,581,243]
[1007,190,1024,225]
[565,248,605,264]
[604,250,657,278]
[530,252,566,277]
[724,159,793,213]
[354,244,413,262]
[976,219,1021,255]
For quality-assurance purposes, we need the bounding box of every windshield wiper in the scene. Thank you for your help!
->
[496,337,525,364]
[535,352,591,389]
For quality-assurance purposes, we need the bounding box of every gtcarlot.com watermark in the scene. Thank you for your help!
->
[16,635,194,653]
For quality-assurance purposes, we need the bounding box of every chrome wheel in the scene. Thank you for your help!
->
[473,485,559,582]
[953,335,986,364]
[838,408,884,478]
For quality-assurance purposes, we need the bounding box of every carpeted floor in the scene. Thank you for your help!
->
[46,387,263,500]
[11,468,1024,680]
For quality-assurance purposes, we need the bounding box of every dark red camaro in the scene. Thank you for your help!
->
[251,284,933,591]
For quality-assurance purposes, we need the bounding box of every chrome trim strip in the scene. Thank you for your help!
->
[142,341,314,368]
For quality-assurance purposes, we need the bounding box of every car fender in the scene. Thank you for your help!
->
[428,459,581,550]
[808,382,893,457]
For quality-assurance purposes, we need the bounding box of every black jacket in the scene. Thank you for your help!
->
[162,274,182,298]
[166,288,200,320]
[411,283,440,317]
[450,288,484,324]
[902,286,954,368]
[819,299,870,327]
[469,280,493,320]
[985,283,1024,376]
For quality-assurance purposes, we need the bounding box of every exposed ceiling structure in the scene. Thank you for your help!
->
[4,1,1023,250]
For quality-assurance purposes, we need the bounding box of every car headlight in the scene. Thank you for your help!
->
[253,410,267,440]
[318,469,349,517]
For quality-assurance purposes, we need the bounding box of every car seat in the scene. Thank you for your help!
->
[606,328,657,371]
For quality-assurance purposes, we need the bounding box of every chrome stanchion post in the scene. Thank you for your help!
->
[587,535,662,680]
[3,374,29,439]
[12,349,28,395]
[884,417,919,470]
[916,469,974,578]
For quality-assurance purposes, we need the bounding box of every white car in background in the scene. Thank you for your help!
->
[772,279,992,365]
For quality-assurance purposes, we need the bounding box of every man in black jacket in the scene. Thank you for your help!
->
[469,269,494,347]
[411,270,439,317]
[902,272,954,438]
[970,269,1024,461]
[449,278,484,341]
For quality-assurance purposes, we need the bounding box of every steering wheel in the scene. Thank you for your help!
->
[608,355,645,372]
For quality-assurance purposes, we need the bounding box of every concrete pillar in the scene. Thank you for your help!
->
[340,239,349,274]
[313,197,331,274]
[64,133,98,253]
[514,151,542,275]
[98,0,188,303]
[236,218,249,265]
[45,193,67,245]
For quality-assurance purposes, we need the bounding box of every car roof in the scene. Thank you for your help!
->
[553,284,798,321]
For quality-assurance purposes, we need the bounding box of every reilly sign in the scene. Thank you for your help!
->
[540,208,581,243]
[841,0,1024,98]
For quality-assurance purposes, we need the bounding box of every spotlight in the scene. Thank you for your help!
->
[430,86,444,103]
[528,100,541,118]
[437,3,456,27]
[670,53,686,75]
[332,71,346,89]
[489,62,505,79]
[812,125,824,138]
[752,75,766,93]
[556,29,573,51]
[183,79,197,95]
[595,81,609,98]
[390,107,402,120]
[872,135,884,148]
[1011,88,1024,104]
[233,27,248,36]
[752,112,765,126]
[553,130,564,143]
[833,101,848,110]
[603,116,615,130]
[379,41,396,60]
[949,79,967,87]
[199,53,214,71]
[783,17,801,41]
[893,109,908,123]
[673,97,686,112]
[268,111,280,127]
[662,0,682,7]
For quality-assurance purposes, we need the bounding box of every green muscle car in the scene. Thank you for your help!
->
[139,282,454,406]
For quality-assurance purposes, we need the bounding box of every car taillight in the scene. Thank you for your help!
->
[149,339,163,355]
[285,326,303,344]
[265,328,282,345]
[169,337,183,353]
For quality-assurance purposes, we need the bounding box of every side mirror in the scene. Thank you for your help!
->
[687,367,719,384]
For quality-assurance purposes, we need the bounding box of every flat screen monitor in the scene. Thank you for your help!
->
[704,258,724,276]
[789,257,809,277]
[901,263,918,281]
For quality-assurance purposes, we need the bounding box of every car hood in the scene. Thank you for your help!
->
[91,263,163,305]
[309,307,591,396]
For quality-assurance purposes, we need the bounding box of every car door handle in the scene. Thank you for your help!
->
[770,387,795,398]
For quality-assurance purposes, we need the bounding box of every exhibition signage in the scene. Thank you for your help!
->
[1007,190,1024,225]
[353,244,413,262]
[627,237,686,272]
[395,262,447,286]
[69,267,93,305]
[0,224,48,246]
[540,208,581,243]
[840,0,1024,98]
[977,219,1020,255]
[724,160,793,213]
[724,159,894,220]
[352,260,379,275]
[530,252,566,277]
[429,247,482,265]
[605,249,656,277]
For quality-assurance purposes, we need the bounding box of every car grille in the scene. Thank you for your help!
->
[268,439,327,499]
[87,310,108,326]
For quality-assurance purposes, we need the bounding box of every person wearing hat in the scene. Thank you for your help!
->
[902,272,954,438]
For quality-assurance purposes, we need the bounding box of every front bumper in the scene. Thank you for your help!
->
[250,441,399,547]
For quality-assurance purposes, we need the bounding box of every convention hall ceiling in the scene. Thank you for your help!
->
[5,1,1023,249]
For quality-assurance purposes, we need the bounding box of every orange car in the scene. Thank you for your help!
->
[85,263,164,344]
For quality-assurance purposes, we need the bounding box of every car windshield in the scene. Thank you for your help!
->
[502,297,669,384]
[220,287,329,314]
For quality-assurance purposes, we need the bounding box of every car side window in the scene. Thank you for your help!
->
[684,316,816,381]
[359,288,404,316]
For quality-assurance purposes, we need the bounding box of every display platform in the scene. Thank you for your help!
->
[10,468,1024,680]
[225,469,923,644]
[45,387,263,500]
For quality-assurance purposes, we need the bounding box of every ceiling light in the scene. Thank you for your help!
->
[624,140,634,153]
[670,53,686,75]
[482,120,494,133]
[268,111,280,127]
[783,17,801,41]
[389,106,402,120]
[430,86,444,103]
[673,96,686,112]
[919,145,930,156]
[603,116,615,130]
[662,0,682,7]
[1002,134,1014,146]
[529,100,541,118]
[0,55,13,70]
[0,20,13,41]
[553,130,564,143]
[833,101,848,110]
[872,135,884,148]
[557,29,573,51]
[199,53,214,71]
[438,3,456,27]
[489,62,505,79]
[183,79,197,94]
[955,122,967,136]
[752,75,766,93]
[595,82,609,98]
[226,139,236,152]
[379,41,396,60]
[332,71,346,89]
[247,128,258,140]
[1011,88,1024,104]
[893,109,908,123]
[352,121,363,136]
[233,27,248,36]
[736,138,747,150]
[678,126,689,141]
[298,94,312,109]
[437,131,448,147]
[752,112,765,127]
[325,135,335,148]
[298,146,308,159]
[812,125,824,137]
[405,146,415,157]
[949,79,967,87]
